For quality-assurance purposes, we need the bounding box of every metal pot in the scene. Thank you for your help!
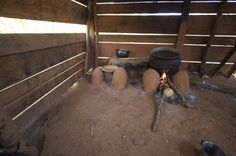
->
[116,49,130,58]
[149,47,181,75]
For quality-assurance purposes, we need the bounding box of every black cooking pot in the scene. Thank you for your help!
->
[116,49,130,58]
[149,47,181,75]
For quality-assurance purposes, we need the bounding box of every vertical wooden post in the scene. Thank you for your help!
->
[225,62,236,78]
[93,0,99,67]
[85,0,97,73]
[199,0,227,75]
[212,45,236,75]
[176,0,191,50]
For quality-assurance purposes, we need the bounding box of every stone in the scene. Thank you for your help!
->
[112,68,128,90]
[171,70,190,95]
[142,68,160,93]
[91,67,104,85]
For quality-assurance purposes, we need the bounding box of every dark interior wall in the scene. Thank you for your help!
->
[96,0,236,74]
[0,0,88,131]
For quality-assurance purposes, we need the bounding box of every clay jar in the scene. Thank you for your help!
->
[91,67,104,85]
[142,68,160,93]
[171,70,190,95]
[112,68,128,90]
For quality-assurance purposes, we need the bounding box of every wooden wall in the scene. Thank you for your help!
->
[0,0,88,131]
[96,0,236,74]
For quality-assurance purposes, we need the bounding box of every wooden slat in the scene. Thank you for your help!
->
[14,68,84,131]
[185,36,236,45]
[199,0,227,74]
[98,35,177,43]
[98,43,175,57]
[176,0,191,50]
[0,33,86,56]
[99,43,236,62]
[191,2,236,13]
[187,15,236,35]
[0,42,86,90]
[97,3,182,14]
[98,16,180,34]
[4,60,85,118]
[0,51,85,108]
[0,0,87,24]
[97,2,236,14]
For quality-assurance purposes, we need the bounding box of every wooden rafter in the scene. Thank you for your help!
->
[225,62,236,78]
[176,0,191,50]
[212,45,236,75]
[199,0,227,74]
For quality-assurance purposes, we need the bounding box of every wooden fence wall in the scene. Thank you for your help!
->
[96,0,236,75]
[0,0,87,131]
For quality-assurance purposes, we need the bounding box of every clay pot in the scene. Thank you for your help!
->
[142,68,160,93]
[91,67,104,85]
[112,68,128,90]
[171,70,190,94]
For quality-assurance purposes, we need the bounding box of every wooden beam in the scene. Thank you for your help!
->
[212,45,236,75]
[225,62,236,78]
[85,0,96,72]
[199,0,227,74]
[93,0,99,67]
[176,0,191,50]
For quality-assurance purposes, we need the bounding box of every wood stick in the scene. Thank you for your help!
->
[152,87,165,132]
[225,62,236,78]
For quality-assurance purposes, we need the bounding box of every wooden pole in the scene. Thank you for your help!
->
[199,0,227,75]
[93,0,99,67]
[212,45,236,75]
[85,0,96,73]
[176,0,191,50]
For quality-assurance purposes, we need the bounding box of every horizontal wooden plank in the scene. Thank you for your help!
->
[98,35,177,43]
[187,15,236,35]
[0,41,86,90]
[14,68,84,131]
[0,33,86,56]
[98,2,236,14]
[0,0,87,24]
[99,43,236,62]
[0,51,85,108]
[191,2,236,13]
[97,3,182,14]
[98,16,180,33]
[98,43,175,57]
[185,36,236,45]
[181,46,236,62]
[4,60,85,118]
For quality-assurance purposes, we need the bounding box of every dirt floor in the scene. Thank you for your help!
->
[40,74,236,156]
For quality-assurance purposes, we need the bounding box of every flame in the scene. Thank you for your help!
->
[161,72,167,79]
[160,72,167,85]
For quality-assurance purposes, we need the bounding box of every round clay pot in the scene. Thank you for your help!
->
[112,68,128,90]
[91,67,104,85]
[142,68,160,93]
[171,70,190,94]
